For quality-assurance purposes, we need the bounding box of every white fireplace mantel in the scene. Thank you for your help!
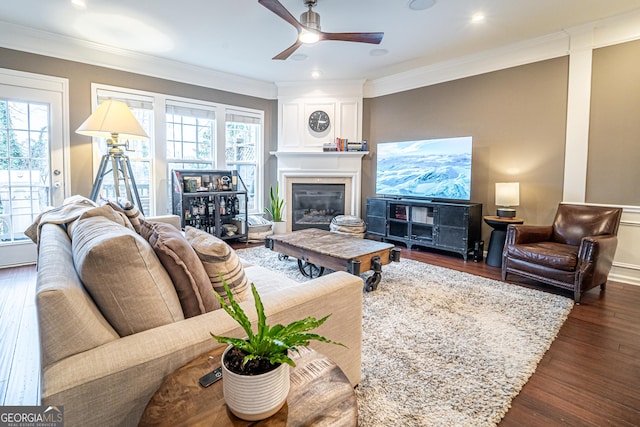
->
[271,151,368,231]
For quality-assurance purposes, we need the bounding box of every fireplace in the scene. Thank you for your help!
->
[291,183,345,230]
[273,151,366,232]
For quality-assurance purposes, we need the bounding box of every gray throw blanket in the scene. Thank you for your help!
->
[24,195,97,245]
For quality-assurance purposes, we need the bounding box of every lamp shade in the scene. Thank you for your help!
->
[76,100,148,139]
[495,182,520,207]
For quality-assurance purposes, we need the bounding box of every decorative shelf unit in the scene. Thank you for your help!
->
[171,169,248,241]
[366,197,482,261]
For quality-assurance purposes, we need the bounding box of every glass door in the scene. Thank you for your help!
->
[0,78,66,267]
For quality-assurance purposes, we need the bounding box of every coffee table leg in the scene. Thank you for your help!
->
[364,256,382,292]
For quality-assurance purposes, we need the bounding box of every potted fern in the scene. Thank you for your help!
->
[211,280,344,421]
[264,183,286,234]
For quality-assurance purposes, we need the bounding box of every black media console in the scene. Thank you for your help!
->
[365,197,482,261]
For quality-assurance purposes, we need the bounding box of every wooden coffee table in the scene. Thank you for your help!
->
[139,346,356,426]
[265,228,400,292]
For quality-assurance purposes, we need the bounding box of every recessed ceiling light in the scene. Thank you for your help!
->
[311,70,322,79]
[471,13,485,23]
[370,48,388,57]
[408,0,436,11]
[291,54,308,61]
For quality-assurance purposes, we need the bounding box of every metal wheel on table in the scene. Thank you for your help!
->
[297,260,325,278]
[364,273,381,292]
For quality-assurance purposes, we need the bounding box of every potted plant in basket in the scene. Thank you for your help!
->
[210,280,344,421]
[264,183,286,234]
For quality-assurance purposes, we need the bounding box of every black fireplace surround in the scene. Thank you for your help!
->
[291,183,345,231]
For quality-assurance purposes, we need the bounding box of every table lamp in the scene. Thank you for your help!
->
[495,182,519,218]
[76,100,148,213]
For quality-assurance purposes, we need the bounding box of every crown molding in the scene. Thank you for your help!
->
[363,32,570,98]
[0,20,278,100]
[276,80,365,99]
[364,9,640,98]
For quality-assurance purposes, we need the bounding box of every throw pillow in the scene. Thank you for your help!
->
[138,219,221,318]
[116,198,145,233]
[72,216,184,336]
[101,199,145,233]
[185,226,250,303]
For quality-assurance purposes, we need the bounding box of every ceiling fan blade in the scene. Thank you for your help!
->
[320,32,384,44]
[258,0,303,32]
[273,39,304,60]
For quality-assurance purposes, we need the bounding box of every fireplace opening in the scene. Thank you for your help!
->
[291,183,345,231]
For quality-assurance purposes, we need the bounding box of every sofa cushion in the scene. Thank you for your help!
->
[506,241,579,272]
[36,223,120,367]
[72,216,184,336]
[185,226,250,303]
[243,264,300,295]
[138,219,221,318]
[66,203,133,238]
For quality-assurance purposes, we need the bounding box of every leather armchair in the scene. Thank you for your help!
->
[501,204,622,303]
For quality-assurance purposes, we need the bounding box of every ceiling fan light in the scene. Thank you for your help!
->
[299,30,320,44]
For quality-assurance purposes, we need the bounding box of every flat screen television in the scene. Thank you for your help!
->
[375,136,472,201]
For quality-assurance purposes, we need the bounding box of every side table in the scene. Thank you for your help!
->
[139,345,357,426]
[483,216,524,268]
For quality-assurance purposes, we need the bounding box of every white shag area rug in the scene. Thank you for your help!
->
[236,246,574,426]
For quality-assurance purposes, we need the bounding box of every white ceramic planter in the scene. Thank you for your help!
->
[221,346,290,421]
[272,221,287,235]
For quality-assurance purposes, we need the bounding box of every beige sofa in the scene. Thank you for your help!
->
[34,207,363,426]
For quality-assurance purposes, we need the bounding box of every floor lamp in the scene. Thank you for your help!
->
[76,100,149,214]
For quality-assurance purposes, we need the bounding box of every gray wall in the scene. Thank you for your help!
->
[588,39,640,205]
[363,57,570,243]
[0,47,278,203]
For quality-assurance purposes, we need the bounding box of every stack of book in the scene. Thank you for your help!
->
[321,139,368,152]
[322,142,338,152]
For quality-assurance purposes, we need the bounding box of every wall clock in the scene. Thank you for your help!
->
[308,110,330,133]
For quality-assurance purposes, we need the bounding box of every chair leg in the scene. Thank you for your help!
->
[501,269,507,281]
[600,282,606,291]
[574,289,581,304]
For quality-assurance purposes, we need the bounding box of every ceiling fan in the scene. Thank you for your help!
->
[258,0,384,60]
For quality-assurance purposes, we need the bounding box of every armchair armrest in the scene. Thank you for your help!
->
[576,234,618,291]
[505,224,553,245]
[578,234,618,262]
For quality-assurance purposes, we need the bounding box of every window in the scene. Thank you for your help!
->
[225,110,262,212]
[166,102,216,172]
[0,99,50,242]
[91,84,264,216]
[95,90,154,214]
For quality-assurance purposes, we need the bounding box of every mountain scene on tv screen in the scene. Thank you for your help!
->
[376,140,472,200]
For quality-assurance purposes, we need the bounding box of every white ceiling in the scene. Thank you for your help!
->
[2,0,640,86]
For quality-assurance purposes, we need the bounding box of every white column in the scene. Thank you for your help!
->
[562,29,594,203]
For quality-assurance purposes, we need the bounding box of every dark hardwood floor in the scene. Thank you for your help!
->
[1,247,638,425]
